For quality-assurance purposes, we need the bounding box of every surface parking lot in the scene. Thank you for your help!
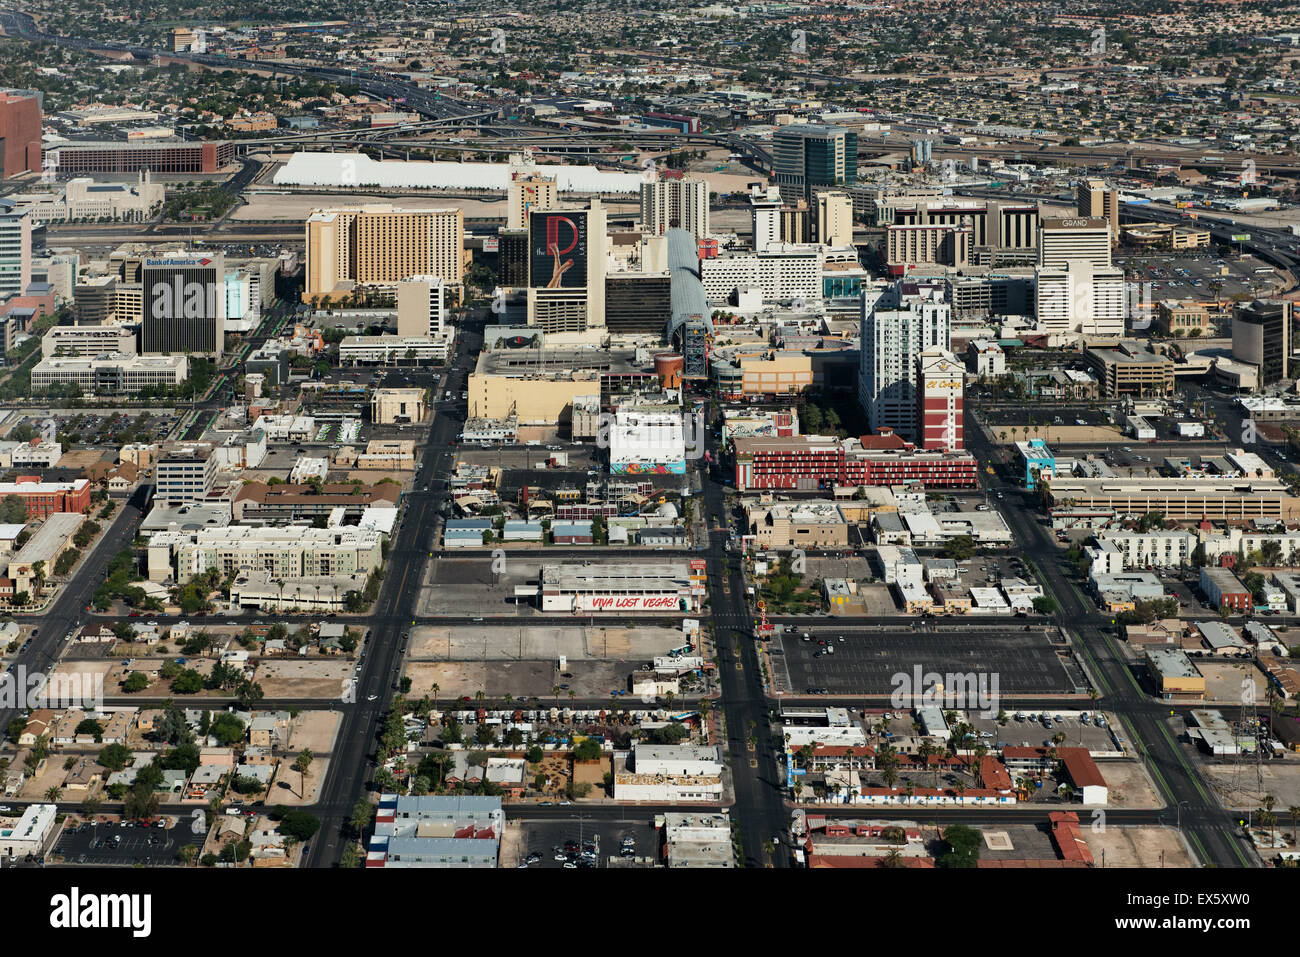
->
[510,818,659,869]
[773,626,1082,696]
[55,821,200,867]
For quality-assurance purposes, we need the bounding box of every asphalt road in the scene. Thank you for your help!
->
[0,483,149,734]
[302,316,480,867]
[965,405,1260,867]
[700,421,791,867]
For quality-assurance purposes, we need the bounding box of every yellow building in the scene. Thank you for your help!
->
[369,388,427,425]
[467,373,596,426]
[1145,648,1206,701]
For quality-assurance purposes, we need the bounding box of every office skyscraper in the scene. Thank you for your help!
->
[1233,299,1291,385]
[772,124,858,201]
[0,89,42,180]
[141,252,225,357]
[0,198,32,299]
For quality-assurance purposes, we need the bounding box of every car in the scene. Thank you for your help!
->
[563,861,578,868]
[555,853,567,862]
[0,805,10,813]
[367,694,379,702]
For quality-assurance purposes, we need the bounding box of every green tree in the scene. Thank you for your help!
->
[936,824,981,868]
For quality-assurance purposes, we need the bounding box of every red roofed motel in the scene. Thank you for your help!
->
[803,815,1094,868]
[733,434,976,490]
[1001,746,1109,805]
[0,476,92,519]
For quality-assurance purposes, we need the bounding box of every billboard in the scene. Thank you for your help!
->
[530,210,588,288]
[1231,233,1251,242]
[576,594,683,612]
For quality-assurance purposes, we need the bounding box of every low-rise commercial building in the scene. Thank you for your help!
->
[233,481,399,523]
[370,388,427,425]
[1200,566,1252,612]
[31,353,188,395]
[1145,648,1206,701]
[367,794,503,868]
[535,562,695,613]
[615,745,724,802]
[0,476,92,519]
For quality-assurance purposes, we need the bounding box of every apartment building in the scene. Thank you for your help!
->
[640,178,710,240]
[148,524,384,584]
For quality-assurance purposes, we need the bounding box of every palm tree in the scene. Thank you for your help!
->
[1290,806,1300,847]
[1264,794,1277,848]
[881,847,904,868]
[552,685,562,708]
[431,683,440,714]
[293,749,314,798]
[44,785,62,802]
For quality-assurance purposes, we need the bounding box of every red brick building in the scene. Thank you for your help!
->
[0,476,92,518]
[0,90,42,179]
[733,433,977,490]
[51,140,234,176]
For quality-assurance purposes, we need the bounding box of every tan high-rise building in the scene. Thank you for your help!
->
[396,275,447,338]
[816,191,853,247]
[1038,217,1112,269]
[305,204,464,300]
[508,173,557,230]
[1077,179,1119,245]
